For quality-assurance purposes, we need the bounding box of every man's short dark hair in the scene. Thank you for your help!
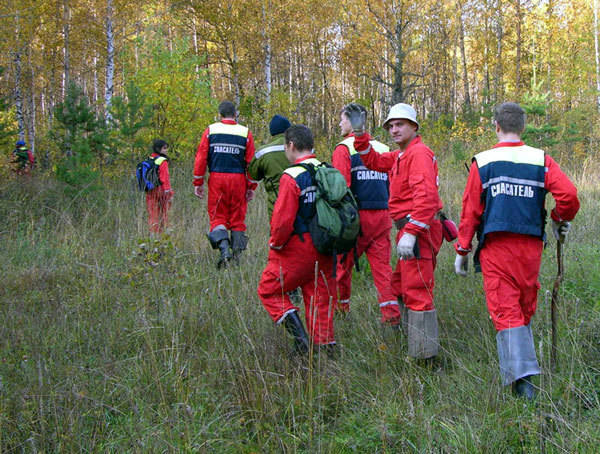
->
[340,102,367,119]
[494,102,526,134]
[218,101,236,118]
[285,124,314,151]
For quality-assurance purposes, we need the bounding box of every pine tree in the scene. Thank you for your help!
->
[50,82,110,191]
[521,80,558,149]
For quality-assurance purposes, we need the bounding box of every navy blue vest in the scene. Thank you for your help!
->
[284,157,320,235]
[207,122,249,173]
[339,137,389,210]
[475,145,547,243]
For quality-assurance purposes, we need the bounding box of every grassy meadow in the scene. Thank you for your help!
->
[0,149,599,452]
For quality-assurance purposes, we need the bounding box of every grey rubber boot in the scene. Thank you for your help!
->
[207,228,232,268]
[398,297,408,335]
[497,324,540,390]
[230,230,249,262]
[407,308,439,359]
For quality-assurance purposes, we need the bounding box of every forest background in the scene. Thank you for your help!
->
[1,0,600,451]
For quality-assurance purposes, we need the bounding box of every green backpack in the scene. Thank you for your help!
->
[298,162,360,256]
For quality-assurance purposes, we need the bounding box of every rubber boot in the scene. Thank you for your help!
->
[207,228,232,269]
[217,239,232,269]
[231,230,248,263]
[398,297,408,335]
[512,375,536,400]
[283,311,309,354]
[407,308,439,359]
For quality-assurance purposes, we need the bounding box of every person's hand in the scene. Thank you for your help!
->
[396,232,416,259]
[552,220,571,242]
[454,254,468,277]
[246,189,255,201]
[346,104,366,135]
[194,186,204,199]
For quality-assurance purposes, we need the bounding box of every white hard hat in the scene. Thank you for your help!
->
[383,103,419,130]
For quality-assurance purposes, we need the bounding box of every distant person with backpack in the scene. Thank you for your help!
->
[12,140,34,175]
[332,103,401,326]
[144,139,173,234]
[257,125,340,355]
[247,114,292,217]
[352,103,444,360]
[193,101,257,268]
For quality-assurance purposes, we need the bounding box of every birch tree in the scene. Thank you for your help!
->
[104,0,114,122]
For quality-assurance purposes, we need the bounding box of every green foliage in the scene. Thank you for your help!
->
[132,37,214,156]
[521,81,559,149]
[110,81,154,163]
[49,82,111,193]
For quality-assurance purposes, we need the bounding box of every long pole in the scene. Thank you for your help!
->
[550,239,563,371]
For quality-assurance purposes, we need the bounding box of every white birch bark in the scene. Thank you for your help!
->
[104,0,115,122]
[261,1,272,103]
[14,50,25,142]
[13,11,25,142]
[28,52,36,155]
[63,0,70,99]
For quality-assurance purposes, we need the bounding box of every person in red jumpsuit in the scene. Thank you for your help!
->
[257,124,337,355]
[351,103,444,359]
[454,102,579,399]
[193,101,257,268]
[332,103,400,325]
[146,139,173,234]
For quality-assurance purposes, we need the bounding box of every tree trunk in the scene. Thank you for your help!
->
[192,18,199,76]
[392,21,405,104]
[594,0,600,112]
[458,3,471,114]
[493,0,503,103]
[28,51,36,156]
[13,10,25,142]
[261,1,272,104]
[546,0,553,94]
[104,0,114,122]
[14,51,25,142]
[63,0,70,99]
[232,45,240,107]
[515,0,522,96]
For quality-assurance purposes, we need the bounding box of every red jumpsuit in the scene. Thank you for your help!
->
[257,155,336,345]
[193,119,257,231]
[354,134,443,312]
[332,139,400,323]
[146,152,173,234]
[455,142,580,331]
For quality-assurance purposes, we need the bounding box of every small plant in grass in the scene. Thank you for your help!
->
[126,234,178,282]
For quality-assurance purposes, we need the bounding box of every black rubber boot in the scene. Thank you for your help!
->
[283,311,309,354]
[231,230,248,262]
[512,375,536,400]
[217,239,232,269]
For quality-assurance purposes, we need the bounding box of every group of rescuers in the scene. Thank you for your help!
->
[144,99,579,400]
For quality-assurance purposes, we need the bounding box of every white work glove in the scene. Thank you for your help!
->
[454,254,469,277]
[346,104,366,135]
[194,186,204,199]
[552,220,571,242]
[246,189,255,201]
[396,232,416,259]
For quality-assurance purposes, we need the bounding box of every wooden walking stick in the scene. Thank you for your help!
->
[550,237,564,371]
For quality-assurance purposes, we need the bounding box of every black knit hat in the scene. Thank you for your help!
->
[269,115,291,136]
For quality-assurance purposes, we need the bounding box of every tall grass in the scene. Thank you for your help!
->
[0,152,598,452]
